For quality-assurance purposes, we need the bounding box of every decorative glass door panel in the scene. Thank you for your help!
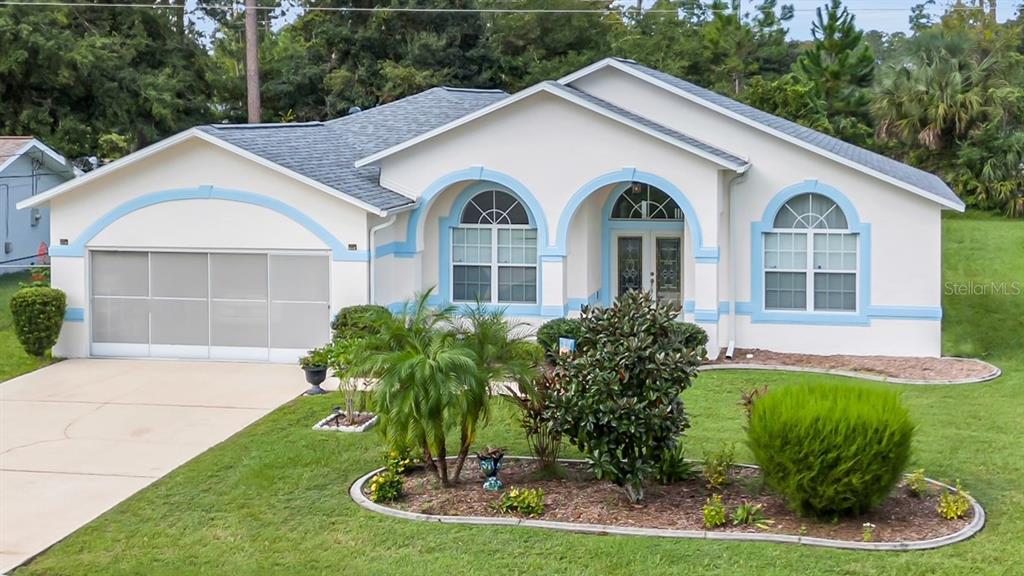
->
[616,236,644,297]
[655,236,682,304]
[612,232,684,305]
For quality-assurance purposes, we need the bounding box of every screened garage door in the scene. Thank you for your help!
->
[90,250,330,362]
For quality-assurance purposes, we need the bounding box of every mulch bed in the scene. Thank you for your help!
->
[706,348,996,382]
[381,459,970,543]
[318,412,375,428]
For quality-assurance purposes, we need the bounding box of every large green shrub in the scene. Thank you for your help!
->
[331,304,389,342]
[746,382,914,517]
[535,317,582,357]
[10,285,66,357]
[548,290,700,502]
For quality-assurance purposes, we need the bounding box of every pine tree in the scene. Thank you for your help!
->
[793,0,875,118]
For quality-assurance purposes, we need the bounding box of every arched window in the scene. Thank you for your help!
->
[451,190,537,303]
[610,182,683,221]
[764,193,857,312]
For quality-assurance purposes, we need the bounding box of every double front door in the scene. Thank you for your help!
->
[612,231,683,305]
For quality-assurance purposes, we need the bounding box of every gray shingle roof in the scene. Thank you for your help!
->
[198,87,507,212]
[610,58,963,208]
[553,83,748,169]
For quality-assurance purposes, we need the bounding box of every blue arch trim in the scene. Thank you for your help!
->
[376,167,550,258]
[553,168,717,260]
[749,180,873,325]
[48,186,367,261]
[433,181,544,316]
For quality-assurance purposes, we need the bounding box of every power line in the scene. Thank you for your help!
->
[0,0,1006,14]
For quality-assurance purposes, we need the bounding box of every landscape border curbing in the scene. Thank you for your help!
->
[313,411,378,432]
[349,461,985,551]
[699,357,1001,386]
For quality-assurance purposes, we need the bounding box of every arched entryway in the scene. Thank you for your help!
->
[605,181,686,306]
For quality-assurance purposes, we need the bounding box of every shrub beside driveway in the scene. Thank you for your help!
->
[0,273,54,383]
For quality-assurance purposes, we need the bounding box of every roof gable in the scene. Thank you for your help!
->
[0,136,79,177]
[354,81,750,172]
[560,58,965,211]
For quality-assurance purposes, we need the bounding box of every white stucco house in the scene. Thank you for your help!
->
[17,58,964,362]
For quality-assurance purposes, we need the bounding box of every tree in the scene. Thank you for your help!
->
[0,4,212,158]
[481,0,617,90]
[452,305,541,479]
[356,292,477,487]
[793,0,875,139]
[699,0,795,94]
[548,291,701,503]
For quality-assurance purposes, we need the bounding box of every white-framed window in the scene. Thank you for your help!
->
[764,193,857,312]
[451,190,537,303]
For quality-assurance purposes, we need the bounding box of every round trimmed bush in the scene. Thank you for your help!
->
[10,285,67,357]
[535,317,582,356]
[746,382,913,518]
[331,304,389,341]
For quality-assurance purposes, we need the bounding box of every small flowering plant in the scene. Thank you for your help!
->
[862,522,876,542]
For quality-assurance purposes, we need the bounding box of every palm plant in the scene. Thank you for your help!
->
[353,291,477,487]
[452,305,542,480]
[872,28,1009,150]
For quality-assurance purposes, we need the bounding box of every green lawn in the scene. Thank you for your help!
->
[15,212,1024,575]
[0,272,54,382]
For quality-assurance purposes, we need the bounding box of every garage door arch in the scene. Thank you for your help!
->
[51,186,364,261]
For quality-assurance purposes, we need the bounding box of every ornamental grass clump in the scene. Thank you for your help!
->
[746,382,914,518]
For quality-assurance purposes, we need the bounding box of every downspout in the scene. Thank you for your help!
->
[368,213,397,305]
[726,171,748,359]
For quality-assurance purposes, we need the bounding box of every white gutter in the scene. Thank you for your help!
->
[726,172,748,359]
[368,213,398,305]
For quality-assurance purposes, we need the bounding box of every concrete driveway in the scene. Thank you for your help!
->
[0,359,312,573]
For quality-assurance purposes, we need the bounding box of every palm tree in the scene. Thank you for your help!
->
[451,305,541,480]
[872,28,1009,150]
[355,291,477,487]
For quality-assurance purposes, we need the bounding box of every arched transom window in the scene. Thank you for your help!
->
[610,182,683,221]
[764,193,857,312]
[451,190,537,303]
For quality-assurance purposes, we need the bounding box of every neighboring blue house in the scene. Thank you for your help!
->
[0,137,78,273]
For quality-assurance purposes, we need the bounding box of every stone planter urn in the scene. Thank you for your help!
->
[477,447,505,492]
[302,366,328,395]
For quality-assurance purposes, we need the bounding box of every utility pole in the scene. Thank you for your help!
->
[245,0,261,123]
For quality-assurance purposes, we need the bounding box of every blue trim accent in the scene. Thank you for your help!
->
[387,167,550,257]
[695,249,720,264]
[564,290,601,314]
[541,305,564,317]
[555,168,714,258]
[694,309,720,323]
[867,305,943,320]
[48,186,364,262]
[437,181,543,313]
[750,180,875,326]
[683,299,696,313]
[64,307,85,322]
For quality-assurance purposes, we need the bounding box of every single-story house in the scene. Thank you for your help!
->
[1,137,78,273]
[18,58,963,362]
